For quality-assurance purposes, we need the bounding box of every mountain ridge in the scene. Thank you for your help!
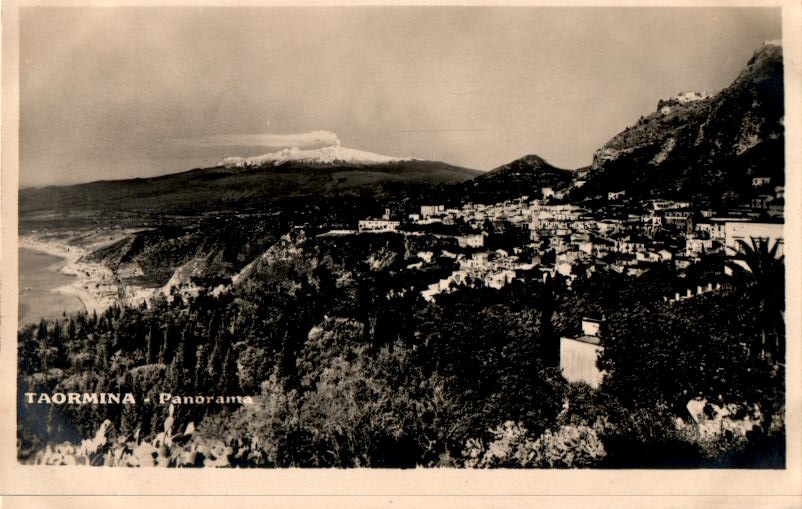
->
[19,159,481,214]
[574,42,784,205]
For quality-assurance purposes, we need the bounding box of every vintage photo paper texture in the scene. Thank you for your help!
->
[1,0,801,503]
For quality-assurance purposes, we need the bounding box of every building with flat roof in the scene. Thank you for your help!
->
[560,318,605,388]
[358,219,400,233]
[457,234,484,248]
[724,221,783,257]
[420,205,445,217]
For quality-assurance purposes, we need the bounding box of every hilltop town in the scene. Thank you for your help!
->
[350,175,783,303]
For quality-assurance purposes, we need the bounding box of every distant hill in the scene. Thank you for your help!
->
[19,159,481,214]
[574,42,784,206]
[454,154,574,204]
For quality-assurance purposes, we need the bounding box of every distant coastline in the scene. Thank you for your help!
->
[18,246,84,326]
[19,235,118,325]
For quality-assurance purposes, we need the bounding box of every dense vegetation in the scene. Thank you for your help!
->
[18,232,785,467]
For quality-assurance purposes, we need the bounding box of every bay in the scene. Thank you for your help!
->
[18,247,85,327]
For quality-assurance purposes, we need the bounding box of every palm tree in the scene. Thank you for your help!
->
[726,237,785,362]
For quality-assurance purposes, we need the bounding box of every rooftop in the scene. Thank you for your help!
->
[563,335,602,346]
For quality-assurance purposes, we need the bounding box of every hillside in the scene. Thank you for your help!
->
[575,42,784,206]
[19,159,481,214]
[19,158,480,287]
[454,154,574,204]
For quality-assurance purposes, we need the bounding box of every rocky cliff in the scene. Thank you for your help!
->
[577,42,784,206]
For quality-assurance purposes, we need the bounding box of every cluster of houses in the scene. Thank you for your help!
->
[352,182,784,302]
[349,180,785,389]
[420,248,533,302]
[750,177,785,211]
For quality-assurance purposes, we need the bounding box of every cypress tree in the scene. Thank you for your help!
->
[162,323,178,365]
[220,346,239,393]
[195,344,209,390]
[181,325,197,382]
[51,321,68,369]
[19,327,40,374]
[539,274,559,367]
[208,329,225,384]
[170,343,185,390]
[66,318,76,342]
[36,319,49,372]
[208,310,220,339]
[146,323,160,364]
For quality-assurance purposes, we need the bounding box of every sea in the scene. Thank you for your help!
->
[18,247,85,328]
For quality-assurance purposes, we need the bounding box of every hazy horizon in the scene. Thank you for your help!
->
[20,6,781,187]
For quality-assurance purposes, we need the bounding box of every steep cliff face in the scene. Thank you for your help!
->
[578,42,784,206]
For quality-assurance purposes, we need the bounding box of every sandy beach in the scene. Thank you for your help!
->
[19,234,118,316]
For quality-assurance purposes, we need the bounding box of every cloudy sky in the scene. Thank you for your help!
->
[20,6,781,187]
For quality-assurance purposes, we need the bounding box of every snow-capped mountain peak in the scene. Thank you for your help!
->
[221,143,415,167]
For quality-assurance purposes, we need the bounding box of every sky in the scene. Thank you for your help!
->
[19,6,781,187]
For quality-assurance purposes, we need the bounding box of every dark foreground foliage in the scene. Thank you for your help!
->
[18,235,784,468]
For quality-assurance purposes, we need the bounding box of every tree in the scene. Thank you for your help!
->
[18,327,41,375]
[208,330,225,384]
[539,274,559,367]
[194,345,209,390]
[161,323,179,365]
[170,351,184,390]
[726,237,785,361]
[219,346,239,393]
[146,322,160,364]
[36,319,49,372]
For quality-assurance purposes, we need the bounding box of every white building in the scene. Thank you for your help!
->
[421,205,446,217]
[724,221,783,257]
[686,237,714,258]
[617,239,646,254]
[578,241,594,255]
[560,318,604,389]
[636,251,661,263]
[358,219,400,233]
[651,200,673,211]
[705,219,730,241]
[417,251,434,263]
[485,270,516,289]
[457,234,484,248]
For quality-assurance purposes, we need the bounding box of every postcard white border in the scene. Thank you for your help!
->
[1,0,800,504]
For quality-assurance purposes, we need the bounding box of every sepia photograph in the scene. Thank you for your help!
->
[2,1,800,493]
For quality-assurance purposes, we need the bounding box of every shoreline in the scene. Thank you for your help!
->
[19,235,118,317]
